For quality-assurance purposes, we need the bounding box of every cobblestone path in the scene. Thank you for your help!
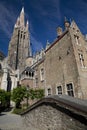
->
[0,111,24,130]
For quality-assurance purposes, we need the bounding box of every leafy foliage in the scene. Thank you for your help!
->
[0,89,11,109]
[12,108,25,115]
[11,86,26,108]
[29,89,44,100]
[11,86,44,108]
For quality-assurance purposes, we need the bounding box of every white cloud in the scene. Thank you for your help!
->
[30,0,61,29]
[0,2,16,38]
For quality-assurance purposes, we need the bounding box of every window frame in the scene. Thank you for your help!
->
[78,53,85,67]
[40,68,44,81]
[57,86,62,95]
[47,88,51,96]
[66,83,74,97]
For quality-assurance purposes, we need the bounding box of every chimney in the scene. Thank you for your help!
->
[57,27,63,37]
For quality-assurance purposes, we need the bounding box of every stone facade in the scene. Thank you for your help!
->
[0,51,5,89]
[23,20,87,99]
[0,63,3,89]
[21,95,87,130]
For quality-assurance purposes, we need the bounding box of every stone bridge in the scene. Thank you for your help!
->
[21,95,87,130]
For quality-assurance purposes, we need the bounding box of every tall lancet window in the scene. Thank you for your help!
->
[78,53,85,67]
[40,68,44,81]
[74,35,80,45]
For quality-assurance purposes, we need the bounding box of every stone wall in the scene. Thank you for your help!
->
[44,31,80,97]
[69,23,87,99]
[21,96,87,130]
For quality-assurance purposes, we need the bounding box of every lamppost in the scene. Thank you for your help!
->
[26,85,29,108]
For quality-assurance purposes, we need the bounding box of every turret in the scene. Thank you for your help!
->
[14,17,20,28]
[57,27,63,37]
[46,40,50,50]
[64,17,70,30]
[26,20,29,31]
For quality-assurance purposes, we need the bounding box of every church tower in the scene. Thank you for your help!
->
[8,7,31,73]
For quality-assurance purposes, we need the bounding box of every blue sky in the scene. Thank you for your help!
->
[0,0,87,56]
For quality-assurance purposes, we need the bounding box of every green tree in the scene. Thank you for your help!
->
[11,86,44,109]
[29,89,44,100]
[11,86,26,108]
[0,89,11,109]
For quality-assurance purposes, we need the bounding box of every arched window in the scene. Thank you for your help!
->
[29,72,31,77]
[26,71,28,76]
[47,88,51,96]
[0,64,2,70]
[32,72,34,77]
[40,68,44,81]
[7,73,12,92]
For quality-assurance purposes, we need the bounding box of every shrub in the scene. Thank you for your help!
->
[0,89,11,111]
[11,86,26,108]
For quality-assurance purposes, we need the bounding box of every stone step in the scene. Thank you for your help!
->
[0,128,24,130]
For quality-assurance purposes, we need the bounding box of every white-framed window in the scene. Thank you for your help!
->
[78,53,85,67]
[57,86,62,95]
[40,68,44,81]
[47,88,51,96]
[66,83,74,97]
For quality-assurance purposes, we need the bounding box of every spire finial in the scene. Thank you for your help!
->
[26,20,29,30]
[46,40,50,50]
[27,20,29,25]
[21,7,24,13]
[14,17,20,28]
[20,7,25,27]
[64,16,67,22]
[47,40,49,45]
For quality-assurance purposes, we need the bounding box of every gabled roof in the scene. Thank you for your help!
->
[45,30,68,53]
